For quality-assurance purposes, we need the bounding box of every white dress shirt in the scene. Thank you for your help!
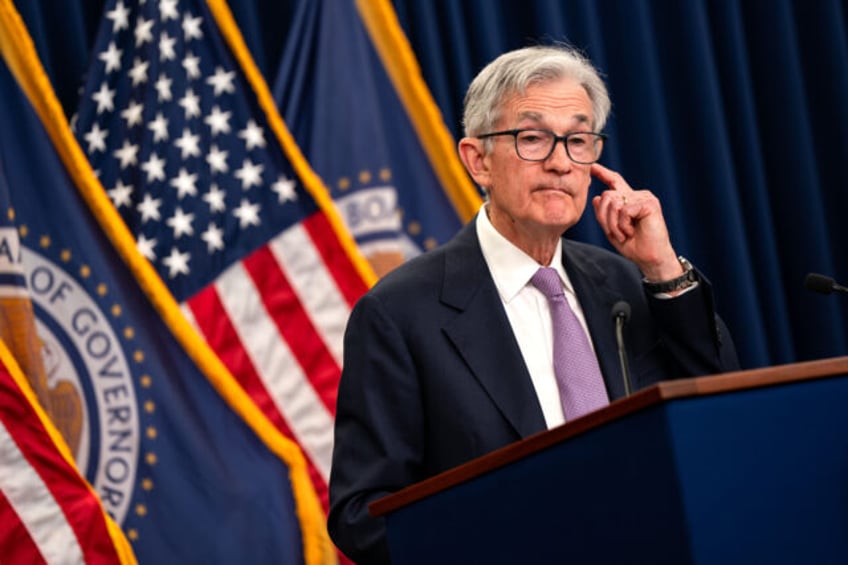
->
[475,205,599,428]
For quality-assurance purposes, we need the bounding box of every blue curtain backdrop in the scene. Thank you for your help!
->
[15,0,848,370]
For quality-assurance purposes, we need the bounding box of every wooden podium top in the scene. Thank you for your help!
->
[369,356,848,518]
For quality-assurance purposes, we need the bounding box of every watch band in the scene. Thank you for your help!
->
[643,256,698,293]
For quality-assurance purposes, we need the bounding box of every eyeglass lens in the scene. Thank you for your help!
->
[515,130,602,163]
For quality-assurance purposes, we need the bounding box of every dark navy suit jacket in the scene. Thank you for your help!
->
[328,221,739,564]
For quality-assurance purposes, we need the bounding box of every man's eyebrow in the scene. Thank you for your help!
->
[516,111,592,126]
[517,111,544,122]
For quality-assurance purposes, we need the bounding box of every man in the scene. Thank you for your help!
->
[328,45,739,564]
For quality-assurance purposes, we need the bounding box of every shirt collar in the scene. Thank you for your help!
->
[475,203,574,303]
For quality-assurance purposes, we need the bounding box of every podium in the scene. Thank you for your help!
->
[370,357,848,564]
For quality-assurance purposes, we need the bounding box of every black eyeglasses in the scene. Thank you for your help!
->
[477,128,607,164]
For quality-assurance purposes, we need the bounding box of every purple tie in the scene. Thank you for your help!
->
[531,267,609,420]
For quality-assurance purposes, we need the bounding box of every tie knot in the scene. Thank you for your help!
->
[530,267,564,299]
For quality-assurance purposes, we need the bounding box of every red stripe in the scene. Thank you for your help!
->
[302,212,370,306]
[186,284,330,513]
[241,244,339,415]
[0,366,121,564]
[0,487,46,565]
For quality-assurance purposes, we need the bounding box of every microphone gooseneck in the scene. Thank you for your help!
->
[611,300,632,397]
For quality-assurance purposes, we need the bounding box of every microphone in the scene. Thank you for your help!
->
[804,273,848,295]
[611,300,632,397]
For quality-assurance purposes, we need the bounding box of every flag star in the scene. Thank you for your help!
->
[108,179,133,208]
[201,222,224,253]
[159,0,179,20]
[162,247,190,278]
[140,153,166,182]
[271,176,298,203]
[169,167,198,199]
[178,88,201,119]
[106,0,130,33]
[136,233,157,260]
[135,15,154,47]
[98,41,123,73]
[84,123,108,153]
[166,207,195,239]
[155,73,173,102]
[182,13,203,41]
[233,198,261,229]
[137,193,163,222]
[206,144,229,174]
[203,183,227,213]
[238,119,266,150]
[148,112,169,142]
[121,100,144,127]
[206,66,236,96]
[174,128,201,159]
[204,105,231,136]
[92,83,116,114]
[234,159,264,190]
[159,32,177,61]
[113,140,139,169]
[128,57,149,86]
[183,52,201,80]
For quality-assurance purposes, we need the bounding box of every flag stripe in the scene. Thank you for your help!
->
[302,213,371,307]
[243,246,341,414]
[0,420,86,564]
[0,488,44,564]
[185,283,291,432]
[213,259,335,479]
[185,282,331,510]
[268,220,349,368]
[0,334,130,565]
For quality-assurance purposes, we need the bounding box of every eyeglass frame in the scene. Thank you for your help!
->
[476,128,608,164]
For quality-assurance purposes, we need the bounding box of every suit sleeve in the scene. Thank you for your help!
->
[328,293,423,565]
[646,270,740,377]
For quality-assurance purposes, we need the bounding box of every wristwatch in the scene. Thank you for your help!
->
[643,256,698,293]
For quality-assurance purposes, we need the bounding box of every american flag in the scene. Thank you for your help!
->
[73,0,371,520]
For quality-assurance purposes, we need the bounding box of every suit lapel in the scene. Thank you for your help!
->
[439,224,547,438]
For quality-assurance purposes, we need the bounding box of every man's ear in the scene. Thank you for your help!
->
[457,137,491,189]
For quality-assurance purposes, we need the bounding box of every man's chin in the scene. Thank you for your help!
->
[541,202,585,230]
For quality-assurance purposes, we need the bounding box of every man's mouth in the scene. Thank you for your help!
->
[533,185,571,195]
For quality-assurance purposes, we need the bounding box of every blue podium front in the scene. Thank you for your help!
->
[372,358,848,565]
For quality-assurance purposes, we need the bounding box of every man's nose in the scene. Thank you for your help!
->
[544,139,574,171]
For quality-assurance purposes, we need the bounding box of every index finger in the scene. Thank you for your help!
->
[590,163,631,192]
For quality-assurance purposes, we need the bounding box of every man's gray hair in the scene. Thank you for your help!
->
[462,45,611,139]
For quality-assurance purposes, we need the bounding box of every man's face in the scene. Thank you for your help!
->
[479,78,596,241]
